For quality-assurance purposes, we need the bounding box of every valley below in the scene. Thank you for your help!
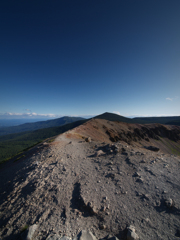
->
[0,118,180,240]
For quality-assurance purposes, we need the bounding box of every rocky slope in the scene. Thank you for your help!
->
[0,119,180,240]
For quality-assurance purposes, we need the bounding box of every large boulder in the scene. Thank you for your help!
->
[21,224,38,240]
[47,235,71,240]
[127,225,139,240]
[78,230,97,240]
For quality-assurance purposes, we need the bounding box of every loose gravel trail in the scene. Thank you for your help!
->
[0,132,180,240]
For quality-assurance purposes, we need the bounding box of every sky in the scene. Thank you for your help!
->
[0,0,180,120]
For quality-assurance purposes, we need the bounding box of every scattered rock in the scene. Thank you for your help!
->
[2,119,180,240]
[95,150,105,157]
[78,230,97,240]
[127,225,139,240]
[47,235,71,240]
[114,148,119,153]
[146,146,159,152]
[60,237,72,240]
[105,173,115,179]
[99,224,106,230]
[165,198,175,208]
[133,172,141,177]
[136,177,144,183]
[21,224,38,240]
[143,194,150,200]
[108,237,119,240]
[140,160,146,163]
[121,190,127,194]
[162,190,168,194]
[85,137,92,142]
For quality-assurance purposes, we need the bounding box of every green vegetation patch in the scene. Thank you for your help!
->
[159,137,180,156]
[13,155,26,162]
[0,119,87,164]
[20,224,29,233]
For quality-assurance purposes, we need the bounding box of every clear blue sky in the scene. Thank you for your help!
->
[0,0,180,119]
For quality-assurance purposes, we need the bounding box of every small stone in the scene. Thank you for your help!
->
[147,146,159,152]
[60,237,72,240]
[79,230,97,240]
[99,224,106,230]
[127,225,139,240]
[140,160,146,163]
[136,177,144,183]
[85,137,92,143]
[144,194,150,200]
[47,235,70,240]
[133,172,141,177]
[165,198,174,208]
[143,218,150,223]
[121,190,127,194]
[95,150,105,157]
[101,206,106,211]
[114,149,119,153]
[106,173,115,179]
[108,237,119,240]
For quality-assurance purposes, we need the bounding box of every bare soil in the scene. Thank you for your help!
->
[0,119,180,240]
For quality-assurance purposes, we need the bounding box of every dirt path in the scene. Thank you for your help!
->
[0,132,180,240]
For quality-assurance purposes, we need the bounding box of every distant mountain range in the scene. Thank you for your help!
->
[0,112,180,165]
[94,112,180,126]
[0,112,180,137]
[0,116,84,136]
[0,118,51,127]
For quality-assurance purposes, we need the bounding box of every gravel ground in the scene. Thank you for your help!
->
[0,132,180,240]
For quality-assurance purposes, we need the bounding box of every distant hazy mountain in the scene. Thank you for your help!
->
[0,116,84,136]
[94,112,180,126]
[0,118,52,127]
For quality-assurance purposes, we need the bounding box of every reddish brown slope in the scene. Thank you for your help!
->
[66,119,180,155]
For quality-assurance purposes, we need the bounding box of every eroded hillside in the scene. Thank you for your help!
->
[68,119,180,155]
[0,119,180,240]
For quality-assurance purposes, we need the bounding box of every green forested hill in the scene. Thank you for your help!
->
[0,116,84,136]
[0,119,87,164]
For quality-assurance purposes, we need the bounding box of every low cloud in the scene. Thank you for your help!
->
[0,112,96,120]
[0,112,61,119]
[166,96,179,101]
[113,111,121,115]
[166,97,173,101]
[69,114,95,119]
